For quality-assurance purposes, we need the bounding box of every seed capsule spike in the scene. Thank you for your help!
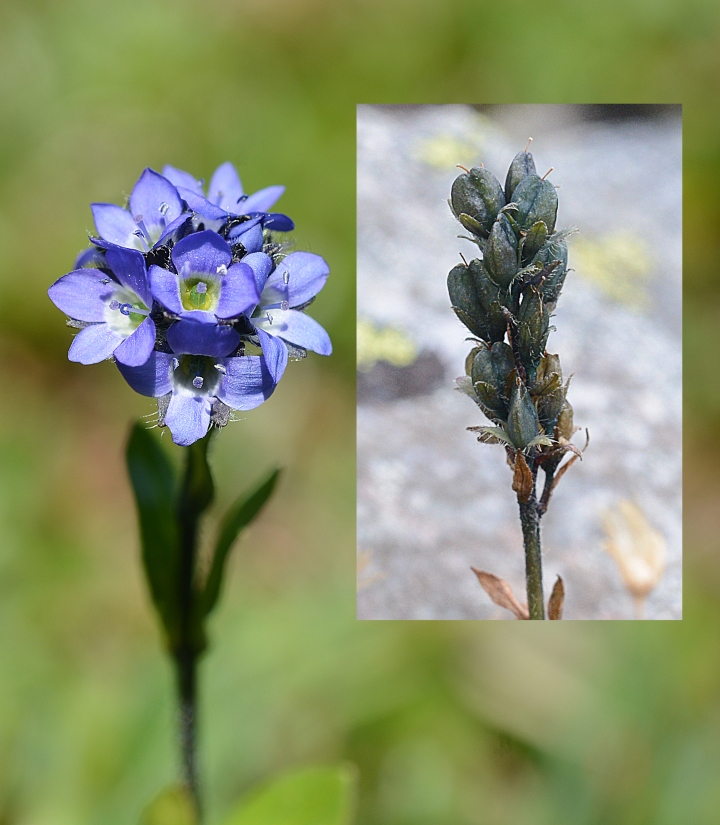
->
[459,252,469,267]
[541,167,554,181]
[525,137,533,153]
[457,164,470,173]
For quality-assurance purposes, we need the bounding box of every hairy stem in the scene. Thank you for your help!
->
[172,433,213,820]
[175,647,200,816]
[518,488,545,619]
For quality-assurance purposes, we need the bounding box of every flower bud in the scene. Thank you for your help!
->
[484,215,519,289]
[504,150,537,201]
[506,377,540,449]
[511,174,558,234]
[450,167,506,239]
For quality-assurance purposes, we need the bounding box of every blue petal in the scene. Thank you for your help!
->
[217,355,276,410]
[264,251,329,308]
[117,351,174,397]
[208,162,244,212]
[49,270,114,322]
[149,265,182,314]
[178,187,228,222]
[256,212,294,232]
[242,252,274,295]
[113,317,156,366]
[164,393,212,446]
[91,203,138,248]
[104,246,151,306]
[256,328,288,384]
[162,165,203,194]
[74,247,106,269]
[166,318,240,357]
[158,213,193,245]
[171,229,232,277]
[239,185,285,214]
[68,323,122,364]
[229,222,263,253]
[215,262,259,319]
[254,309,332,355]
[129,168,183,237]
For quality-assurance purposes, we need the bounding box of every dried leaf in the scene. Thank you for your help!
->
[512,450,533,503]
[547,575,565,619]
[603,501,666,608]
[471,568,529,620]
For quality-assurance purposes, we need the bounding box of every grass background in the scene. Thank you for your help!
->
[0,0,718,823]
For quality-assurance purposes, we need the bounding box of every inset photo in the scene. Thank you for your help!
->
[357,104,681,620]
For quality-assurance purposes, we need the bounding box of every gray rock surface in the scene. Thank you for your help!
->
[357,104,682,620]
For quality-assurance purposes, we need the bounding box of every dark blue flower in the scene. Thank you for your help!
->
[48,245,156,366]
[162,161,294,238]
[243,251,332,356]
[149,230,259,358]
[117,347,284,446]
[91,168,190,252]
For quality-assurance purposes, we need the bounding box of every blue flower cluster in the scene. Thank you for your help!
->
[49,163,332,445]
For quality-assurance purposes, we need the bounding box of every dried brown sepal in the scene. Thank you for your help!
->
[547,575,565,619]
[512,450,533,503]
[471,568,529,620]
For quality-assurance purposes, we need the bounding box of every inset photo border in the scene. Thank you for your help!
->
[357,104,681,620]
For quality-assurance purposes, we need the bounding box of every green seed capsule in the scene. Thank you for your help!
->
[533,352,562,395]
[521,221,548,265]
[447,261,506,343]
[505,151,537,201]
[534,240,568,311]
[470,341,515,420]
[511,175,558,233]
[517,288,550,383]
[555,399,575,441]
[450,167,506,238]
[484,214,519,289]
[536,385,565,434]
[506,377,540,449]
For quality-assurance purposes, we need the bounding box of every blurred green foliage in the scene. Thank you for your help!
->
[0,1,718,824]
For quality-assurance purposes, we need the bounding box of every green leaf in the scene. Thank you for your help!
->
[139,785,197,825]
[202,468,281,618]
[221,765,357,825]
[126,423,181,645]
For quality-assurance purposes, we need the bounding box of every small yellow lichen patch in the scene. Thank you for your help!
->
[415,134,482,170]
[603,500,666,618]
[357,318,417,372]
[573,232,652,310]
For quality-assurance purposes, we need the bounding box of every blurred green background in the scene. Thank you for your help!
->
[0,0,717,823]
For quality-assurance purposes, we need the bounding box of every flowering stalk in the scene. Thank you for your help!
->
[49,162,332,815]
[448,144,580,620]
